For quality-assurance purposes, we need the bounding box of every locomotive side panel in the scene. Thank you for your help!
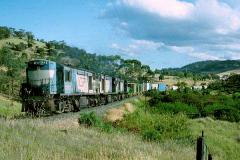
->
[92,74,100,93]
[105,76,112,93]
[76,73,89,93]
[63,67,74,94]
[120,81,124,93]
[87,72,93,93]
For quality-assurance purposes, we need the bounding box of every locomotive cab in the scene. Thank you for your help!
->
[25,59,57,96]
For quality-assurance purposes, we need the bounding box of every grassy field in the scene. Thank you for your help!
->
[0,95,22,118]
[0,37,46,48]
[0,37,46,58]
[0,97,239,160]
[190,118,240,160]
[0,118,196,160]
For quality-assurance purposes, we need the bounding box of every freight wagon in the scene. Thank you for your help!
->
[20,59,143,115]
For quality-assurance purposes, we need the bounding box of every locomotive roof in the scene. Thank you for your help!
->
[28,59,124,80]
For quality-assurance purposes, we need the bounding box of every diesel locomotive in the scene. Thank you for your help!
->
[20,59,146,115]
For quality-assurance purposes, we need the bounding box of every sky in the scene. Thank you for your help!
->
[0,0,240,69]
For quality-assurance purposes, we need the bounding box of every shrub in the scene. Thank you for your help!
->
[12,42,27,51]
[203,104,240,122]
[117,107,192,142]
[232,92,240,100]
[78,112,101,127]
[142,129,162,141]
[78,112,115,133]
[152,102,198,116]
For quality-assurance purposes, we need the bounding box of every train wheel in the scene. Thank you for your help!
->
[73,99,80,112]
[58,101,66,113]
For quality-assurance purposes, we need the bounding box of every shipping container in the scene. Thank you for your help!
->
[152,83,158,90]
[158,83,167,91]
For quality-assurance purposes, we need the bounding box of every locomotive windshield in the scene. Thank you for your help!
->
[27,60,55,86]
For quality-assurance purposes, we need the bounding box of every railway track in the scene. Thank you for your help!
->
[38,96,139,122]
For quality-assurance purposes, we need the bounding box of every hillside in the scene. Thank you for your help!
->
[160,60,240,79]
[181,60,240,73]
[0,26,155,97]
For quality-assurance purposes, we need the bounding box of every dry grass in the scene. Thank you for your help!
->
[0,117,195,160]
[0,37,46,48]
[104,103,135,122]
[0,37,26,48]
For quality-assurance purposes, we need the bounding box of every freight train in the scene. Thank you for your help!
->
[20,59,149,115]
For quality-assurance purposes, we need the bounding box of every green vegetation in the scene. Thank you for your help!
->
[0,104,195,160]
[0,95,22,118]
[145,89,240,122]
[160,60,240,81]
[190,118,240,160]
[208,74,240,93]
[0,96,239,160]
[78,112,114,133]
[117,108,192,142]
[182,60,240,73]
[0,118,196,160]
[77,98,240,160]
[162,60,240,75]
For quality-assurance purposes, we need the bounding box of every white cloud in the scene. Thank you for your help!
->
[121,0,194,19]
[104,0,240,62]
[187,52,223,60]
[195,0,240,34]
[224,51,240,59]
[111,39,162,56]
[120,21,128,28]
[169,46,194,53]
[167,45,223,60]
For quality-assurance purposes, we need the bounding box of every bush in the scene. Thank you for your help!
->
[78,112,115,133]
[78,112,101,127]
[152,102,198,116]
[232,92,240,100]
[146,90,240,122]
[203,104,240,122]
[12,42,27,51]
[117,107,192,142]
[142,129,162,141]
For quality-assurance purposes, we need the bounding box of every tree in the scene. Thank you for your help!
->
[225,74,240,93]
[26,32,34,47]
[0,47,25,97]
[176,81,187,92]
[14,29,26,39]
[0,26,11,39]
[159,74,164,81]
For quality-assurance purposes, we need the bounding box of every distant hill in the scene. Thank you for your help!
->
[161,60,240,75]
[181,60,240,73]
